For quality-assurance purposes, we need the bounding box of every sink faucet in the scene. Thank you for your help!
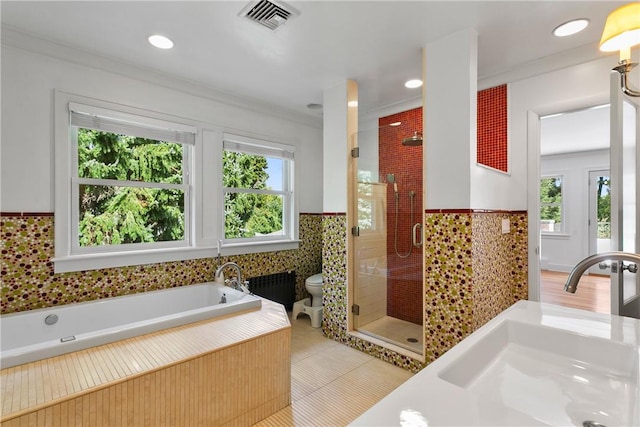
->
[215,262,243,290]
[564,251,640,293]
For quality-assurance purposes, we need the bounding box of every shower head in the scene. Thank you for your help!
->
[402,131,423,146]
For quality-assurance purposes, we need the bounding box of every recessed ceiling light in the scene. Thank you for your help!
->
[553,19,589,37]
[390,122,401,127]
[404,79,423,89]
[348,101,358,107]
[148,34,174,49]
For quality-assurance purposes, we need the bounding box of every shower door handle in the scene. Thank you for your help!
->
[412,223,423,248]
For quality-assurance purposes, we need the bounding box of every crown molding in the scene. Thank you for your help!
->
[478,41,615,91]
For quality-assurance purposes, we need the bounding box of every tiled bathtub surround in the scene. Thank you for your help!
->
[0,213,322,314]
[1,300,291,426]
[321,211,527,371]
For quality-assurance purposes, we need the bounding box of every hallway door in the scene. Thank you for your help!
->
[610,74,640,319]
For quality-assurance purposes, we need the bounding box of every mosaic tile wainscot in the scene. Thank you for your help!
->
[321,211,528,372]
[1,213,322,314]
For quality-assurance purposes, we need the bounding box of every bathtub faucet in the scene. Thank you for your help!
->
[564,251,640,293]
[215,262,243,291]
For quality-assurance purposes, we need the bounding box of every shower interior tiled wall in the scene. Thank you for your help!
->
[379,107,423,324]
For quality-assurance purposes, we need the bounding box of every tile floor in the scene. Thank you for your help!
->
[254,313,414,427]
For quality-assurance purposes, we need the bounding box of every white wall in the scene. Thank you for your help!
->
[1,40,323,213]
[322,81,350,213]
[540,149,609,272]
[424,29,475,210]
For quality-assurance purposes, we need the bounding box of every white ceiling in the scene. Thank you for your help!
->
[1,1,628,120]
[540,105,610,156]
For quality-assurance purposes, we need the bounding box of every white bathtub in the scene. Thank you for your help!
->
[0,282,262,369]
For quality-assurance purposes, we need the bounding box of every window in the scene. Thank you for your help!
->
[222,134,295,244]
[540,175,563,233]
[69,103,194,253]
[55,94,299,273]
[55,98,197,272]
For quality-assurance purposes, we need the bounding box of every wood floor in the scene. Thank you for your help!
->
[540,270,610,314]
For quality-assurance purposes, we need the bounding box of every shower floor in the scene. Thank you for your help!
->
[358,316,423,354]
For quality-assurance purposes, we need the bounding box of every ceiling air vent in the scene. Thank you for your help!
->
[239,0,299,31]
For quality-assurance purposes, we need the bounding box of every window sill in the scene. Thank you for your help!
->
[53,240,300,273]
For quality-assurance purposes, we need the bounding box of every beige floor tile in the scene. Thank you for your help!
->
[291,332,339,363]
[291,376,318,402]
[255,312,414,427]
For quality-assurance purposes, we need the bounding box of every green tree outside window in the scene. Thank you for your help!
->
[540,176,563,233]
[223,151,283,239]
[77,129,185,246]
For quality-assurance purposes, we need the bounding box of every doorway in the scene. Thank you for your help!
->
[588,170,612,275]
[538,105,610,312]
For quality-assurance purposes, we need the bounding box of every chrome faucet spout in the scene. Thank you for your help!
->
[215,262,243,290]
[564,251,640,293]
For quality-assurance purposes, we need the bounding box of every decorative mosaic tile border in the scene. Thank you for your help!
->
[1,214,322,314]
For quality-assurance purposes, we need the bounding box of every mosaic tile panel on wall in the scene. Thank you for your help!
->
[477,84,508,173]
[1,213,322,314]
[424,211,528,364]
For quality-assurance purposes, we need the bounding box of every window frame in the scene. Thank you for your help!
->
[540,174,565,235]
[221,133,296,246]
[69,106,193,254]
[54,91,299,274]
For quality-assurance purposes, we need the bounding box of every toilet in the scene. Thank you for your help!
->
[292,273,323,327]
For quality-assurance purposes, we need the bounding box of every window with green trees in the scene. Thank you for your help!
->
[222,135,293,241]
[70,105,193,252]
[540,175,563,233]
[57,98,299,273]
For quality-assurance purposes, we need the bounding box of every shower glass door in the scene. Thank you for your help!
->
[351,112,424,356]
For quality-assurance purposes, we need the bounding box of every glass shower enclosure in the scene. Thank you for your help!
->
[349,114,424,356]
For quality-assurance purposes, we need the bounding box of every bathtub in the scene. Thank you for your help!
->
[0,282,261,369]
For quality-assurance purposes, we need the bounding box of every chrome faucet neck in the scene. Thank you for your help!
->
[564,251,640,293]
[215,262,243,289]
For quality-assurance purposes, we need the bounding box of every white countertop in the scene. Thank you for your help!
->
[350,301,640,427]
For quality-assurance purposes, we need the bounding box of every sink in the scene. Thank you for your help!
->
[439,320,639,426]
[350,301,640,427]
